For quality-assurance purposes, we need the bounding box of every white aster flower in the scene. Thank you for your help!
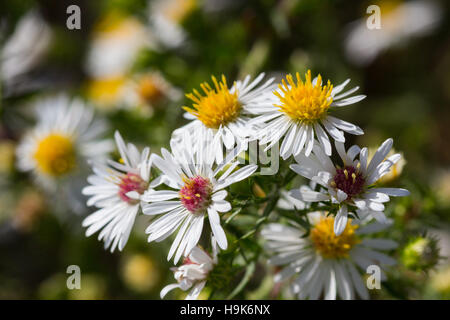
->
[262,212,398,300]
[344,0,442,66]
[250,69,365,159]
[289,138,410,235]
[82,131,153,252]
[172,73,275,164]
[16,94,113,192]
[161,242,217,300]
[142,137,258,263]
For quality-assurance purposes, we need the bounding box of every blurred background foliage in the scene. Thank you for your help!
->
[0,0,449,299]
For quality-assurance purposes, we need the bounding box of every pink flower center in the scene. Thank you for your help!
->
[333,166,365,199]
[118,173,148,204]
[179,176,212,214]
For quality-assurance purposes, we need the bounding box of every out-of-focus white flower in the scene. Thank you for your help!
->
[82,131,153,252]
[262,212,398,300]
[250,70,365,159]
[16,94,113,191]
[1,10,52,84]
[16,95,113,214]
[368,147,406,184]
[85,11,153,78]
[344,0,442,66]
[161,243,217,300]
[142,135,257,263]
[121,71,182,116]
[86,71,181,115]
[148,0,198,49]
[289,138,410,235]
[172,73,275,164]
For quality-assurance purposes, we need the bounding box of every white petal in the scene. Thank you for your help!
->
[142,201,182,215]
[370,188,410,197]
[185,281,206,300]
[213,200,231,212]
[334,206,348,236]
[289,188,329,202]
[208,207,227,250]
[160,283,181,299]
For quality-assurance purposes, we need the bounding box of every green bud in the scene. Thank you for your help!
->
[401,236,440,272]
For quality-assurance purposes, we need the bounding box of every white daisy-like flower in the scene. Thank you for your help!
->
[81,131,153,252]
[161,241,217,300]
[289,138,410,235]
[172,73,275,164]
[142,136,258,263]
[344,0,442,66]
[261,212,398,300]
[16,94,113,191]
[250,69,365,159]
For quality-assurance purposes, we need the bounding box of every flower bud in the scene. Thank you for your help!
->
[401,236,440,271]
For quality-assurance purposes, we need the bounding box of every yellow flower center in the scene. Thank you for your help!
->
[310,216,360,259]
[276,70,333,123]
[33,133,76,177]
[183,75,241,129]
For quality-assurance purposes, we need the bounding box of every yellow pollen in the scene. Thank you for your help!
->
[310,216,360,259]
[344,169,349,179]
[33,133,76,177]
[276,70,333,123]
[352,173,357,183]
[183,75,242,129]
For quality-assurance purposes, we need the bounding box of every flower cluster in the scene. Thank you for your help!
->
[11,69,408,299]
[64,69,409,299]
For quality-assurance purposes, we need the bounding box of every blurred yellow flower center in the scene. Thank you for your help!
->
[138,75,164,103]
[310,216,360,259]
[34,133,76,177]
[87,77,125,107]
[94,11,144,39]
[162,0,197,23]
[276,70,333,123]
[184,75,241,129]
